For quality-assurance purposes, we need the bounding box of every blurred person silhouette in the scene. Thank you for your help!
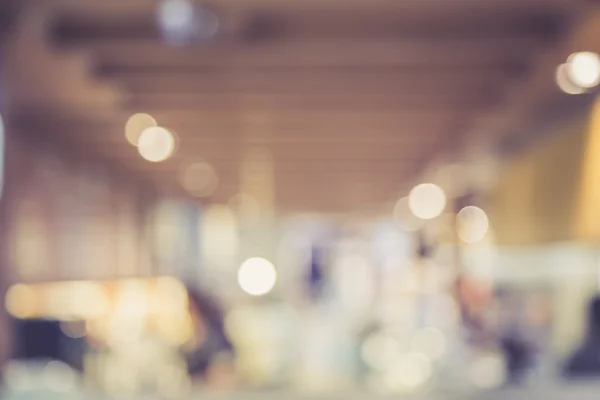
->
[564,296,600,378]
[183,285,236,387]
[500,323,535,385]
[308,246,326,300]
[496,290,537,385]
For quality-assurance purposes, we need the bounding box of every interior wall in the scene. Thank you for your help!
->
[491,96,600,246]
[491,114,588,245]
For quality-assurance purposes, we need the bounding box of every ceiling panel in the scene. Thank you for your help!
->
[4,0,593,213]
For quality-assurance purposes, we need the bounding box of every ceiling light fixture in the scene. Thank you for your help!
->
[556,64,585,95]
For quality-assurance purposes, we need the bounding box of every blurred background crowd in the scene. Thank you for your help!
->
[2,0,600,399]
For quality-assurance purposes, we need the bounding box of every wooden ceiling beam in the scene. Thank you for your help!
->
[15,109,466,126]
[42,0,574,14]
[122,92,500,112]
[99,70,520,97]
[46,0,569,44]
[81,38,542,70]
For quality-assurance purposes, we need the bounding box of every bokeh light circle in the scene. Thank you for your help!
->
[567,52,600,89]
[157,0,196,41]
[556,63,585,94]
[125,113,157,146]
[408,183,446,220]
[179,161,218,197]
[237,257,277,296]
[456,206,489,243]
[137,126,176,162]
[157,0,219,43]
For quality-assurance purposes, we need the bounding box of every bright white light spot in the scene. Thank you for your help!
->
[125,113,157,146]
[179,160,218,197]
[556,63,585,95]
[361,331,401,370]
[237,257,277,296]
[567,52,600,89]
[137,126,175,162]
[456,206,489,243]
[408,183,446,220]
[411,327,446,359]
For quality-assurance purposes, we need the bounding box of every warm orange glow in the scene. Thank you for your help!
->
[5,284,36,318]
[577,98,600,240]
[4,277,189,321]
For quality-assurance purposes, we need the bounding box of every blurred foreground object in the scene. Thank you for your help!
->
[184,286,235,386]
[564,296,600,378]
[2,278,236,395]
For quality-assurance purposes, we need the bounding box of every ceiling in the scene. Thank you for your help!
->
[2,0,599,214]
